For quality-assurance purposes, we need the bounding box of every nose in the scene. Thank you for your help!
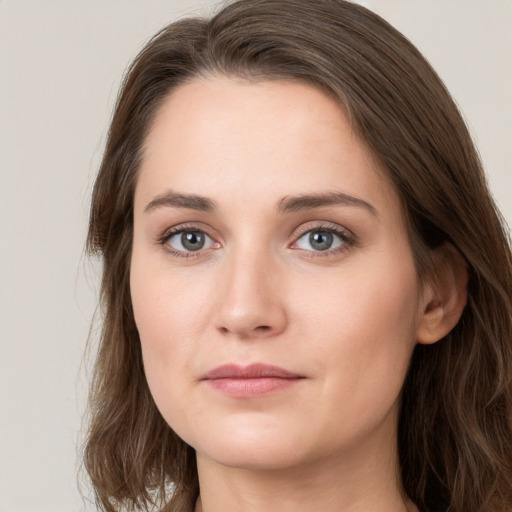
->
[214,249,288,339]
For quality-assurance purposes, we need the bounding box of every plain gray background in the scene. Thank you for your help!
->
[1,1,511,511]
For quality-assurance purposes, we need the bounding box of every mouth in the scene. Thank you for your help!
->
[201,363,305,398]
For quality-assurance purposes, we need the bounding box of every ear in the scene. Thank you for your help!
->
[417,243,468,345]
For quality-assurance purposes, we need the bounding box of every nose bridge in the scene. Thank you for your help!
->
[215,239,287,338]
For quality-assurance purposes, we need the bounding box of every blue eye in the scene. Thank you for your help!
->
[165,230,217,253]
[293,228,348,252]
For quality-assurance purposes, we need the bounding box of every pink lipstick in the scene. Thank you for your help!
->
[202,363,304,398]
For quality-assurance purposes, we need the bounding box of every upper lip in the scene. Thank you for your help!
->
[202,363,303,380]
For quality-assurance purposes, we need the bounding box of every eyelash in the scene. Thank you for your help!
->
[157,222,356,259]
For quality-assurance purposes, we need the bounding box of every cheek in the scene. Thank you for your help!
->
[129,253,209,412]
[293,254,421,414]
[131,245,212,347]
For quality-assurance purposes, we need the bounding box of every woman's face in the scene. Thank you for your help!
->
[131,77,428,472]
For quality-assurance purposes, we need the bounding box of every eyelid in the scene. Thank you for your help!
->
[292,221,354,240]
[158,221,217,239]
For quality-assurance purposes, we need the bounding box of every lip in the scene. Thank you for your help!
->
[201,363,305,398]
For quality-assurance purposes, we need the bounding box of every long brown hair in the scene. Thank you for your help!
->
[85,1,512,511]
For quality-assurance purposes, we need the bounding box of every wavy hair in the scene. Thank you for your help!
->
[84,1,512,511]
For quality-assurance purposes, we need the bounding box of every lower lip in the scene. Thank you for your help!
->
[205,377,302,397]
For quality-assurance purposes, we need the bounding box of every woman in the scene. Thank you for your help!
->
[84,1,512,511]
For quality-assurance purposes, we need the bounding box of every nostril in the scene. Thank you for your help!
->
[217,324,273,337]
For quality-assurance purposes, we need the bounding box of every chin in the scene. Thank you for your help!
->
[199,441,307,471]
[184,416,313,471]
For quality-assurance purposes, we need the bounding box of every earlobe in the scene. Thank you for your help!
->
[416,244,468,345]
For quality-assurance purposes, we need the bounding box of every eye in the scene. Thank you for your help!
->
[163,228,219,255]
[292,225,352,253]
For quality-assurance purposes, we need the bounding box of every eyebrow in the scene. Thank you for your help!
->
[144,190,216,213]
[144,189,377,216]
[277,192,378,216]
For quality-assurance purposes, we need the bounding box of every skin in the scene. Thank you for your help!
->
[130,77,458,512]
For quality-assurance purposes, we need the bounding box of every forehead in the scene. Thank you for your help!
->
[136,76,400,221]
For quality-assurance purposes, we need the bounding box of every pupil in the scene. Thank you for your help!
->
[182,231,205,251]
[310,231,333,251]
